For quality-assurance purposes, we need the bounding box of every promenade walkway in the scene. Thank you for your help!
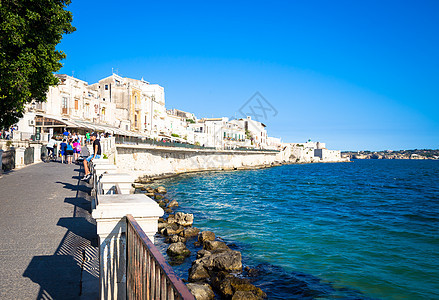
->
[0,161,99,299]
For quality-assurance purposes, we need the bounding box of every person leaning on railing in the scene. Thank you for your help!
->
[81,132,101,181]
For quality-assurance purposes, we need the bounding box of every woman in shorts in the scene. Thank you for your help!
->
[65,140,74,164]
[73,138,81,163]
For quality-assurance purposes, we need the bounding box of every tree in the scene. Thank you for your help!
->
[0,0,75,129]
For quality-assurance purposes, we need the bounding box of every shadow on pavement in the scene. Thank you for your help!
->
[23,171,99,299]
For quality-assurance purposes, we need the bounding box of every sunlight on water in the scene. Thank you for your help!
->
[152,160,439,299]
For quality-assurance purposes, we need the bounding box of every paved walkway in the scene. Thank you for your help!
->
[0,161,99,299]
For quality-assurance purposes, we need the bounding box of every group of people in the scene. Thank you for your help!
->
[46,132,83,164]
[0,127,16,140]
[45,130,101,181]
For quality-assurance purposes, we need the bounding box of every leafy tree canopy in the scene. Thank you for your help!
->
[0,0,75,129]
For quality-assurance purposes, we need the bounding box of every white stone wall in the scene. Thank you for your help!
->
[115,144,285,179]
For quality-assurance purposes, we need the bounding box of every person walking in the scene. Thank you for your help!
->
[60,139,67,164]
[46,136,57,161]
[85,132,90,145]
[81,132,101,181]
[66,140,74,164]
[73,138,81,163]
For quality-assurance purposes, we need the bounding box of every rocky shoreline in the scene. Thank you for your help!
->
[133,184,267,300]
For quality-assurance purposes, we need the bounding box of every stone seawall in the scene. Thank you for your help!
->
[115,144,289,180]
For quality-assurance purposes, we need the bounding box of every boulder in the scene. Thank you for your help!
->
[232,291,261,300]
[203,240,229,251]
[155,186,167,194]
[181,227,200,238]
[198,231,215,244]
[158,200,166,207]
[165,208,173,214]
[166,235,187,244]
[196,249,211,259]
[174,212,194,226]
[167,242,190,257]
[188,262,210,282]
[211,272,266,299]
[132,183,144,189]
[155,194,164,200]
[145,192,155,198]
[146,187,154,193]
[162,224,184,236]
[168,199,179,208]
[195,250,242,272]
[157,222,168,231]
[186,283,215,300]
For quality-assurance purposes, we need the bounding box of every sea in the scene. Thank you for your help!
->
[150,160,439,299]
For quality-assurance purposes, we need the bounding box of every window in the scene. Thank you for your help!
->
[74,99,78,110]
[105,84,109,90]
[62,97,68,108]
[135,95,138,104]
[134,115,138,128]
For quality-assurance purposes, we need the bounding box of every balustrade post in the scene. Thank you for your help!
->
[15,147,26,169]
[0,149,3,174]
[29,143,42,163]
[92,194,164,300]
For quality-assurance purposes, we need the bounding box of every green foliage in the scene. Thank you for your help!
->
[186,118,195,124]
[171,133,180,138]
[103,154,108,159]
[0,0,75,129]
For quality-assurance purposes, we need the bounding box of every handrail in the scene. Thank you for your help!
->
[126,214,195,300]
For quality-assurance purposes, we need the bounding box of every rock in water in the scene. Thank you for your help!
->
[165,235,187,244]
[155,186,167,194]
[167,242,191,257]
[193,250,242,273]
[186,283,215,300]
[132,183,144,189]
[198,231,215,244]
[211,272,266,299]
[154,194,164,200]
[231,291,260,300]
[181,227,200,238]
[188,262,210,282]
[203,240,229,251]
[168,199,179,208]
[173,212,194,226]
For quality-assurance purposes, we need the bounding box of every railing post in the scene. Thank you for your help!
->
[92,194,164,300]
[14,147,26,169]
[0,149,3,174]
[29,142,42,163]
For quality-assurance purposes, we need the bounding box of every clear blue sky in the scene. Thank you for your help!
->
[58,0,439,151]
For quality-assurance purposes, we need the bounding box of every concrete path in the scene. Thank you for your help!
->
[0,161,99,299]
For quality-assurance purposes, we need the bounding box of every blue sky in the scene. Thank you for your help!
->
[58,0,439,151]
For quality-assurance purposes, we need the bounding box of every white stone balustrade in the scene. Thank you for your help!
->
[98,173,134,195]
[92,194,164,300]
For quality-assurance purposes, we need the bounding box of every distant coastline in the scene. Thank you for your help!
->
[342,149,439,160]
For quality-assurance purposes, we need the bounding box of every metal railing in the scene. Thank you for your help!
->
[2,149,15,171]
[24,147,34,165]
[126,214,195,300]
[115,136,215,150]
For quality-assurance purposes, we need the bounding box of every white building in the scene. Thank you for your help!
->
[229,116,268,149]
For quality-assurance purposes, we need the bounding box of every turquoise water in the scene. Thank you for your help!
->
[153,160,439,299]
